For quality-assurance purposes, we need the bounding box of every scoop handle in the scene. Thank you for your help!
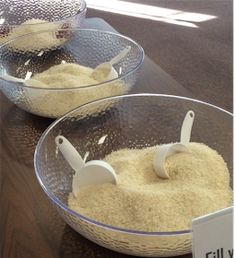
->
[110,46,131,65]
[1,74,25,83]
[180,110,195,145]
[55,136,85,172]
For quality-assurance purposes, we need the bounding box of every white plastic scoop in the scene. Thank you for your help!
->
[55,135,117,197]
[91,46,131,82]
[1,73,47,100]
[153,110,195,179]
[0,73,46,87]
[1,74,26,83]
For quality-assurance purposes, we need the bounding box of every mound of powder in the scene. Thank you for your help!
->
[68,142,232,232]
[21,63,126,118]
[1,19,67,52]
[30,63,97,88]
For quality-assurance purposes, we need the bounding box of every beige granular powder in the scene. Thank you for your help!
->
[1,19,66,52]
[29,63,98,87]
[21,63,127,118]
[68,143,232,232]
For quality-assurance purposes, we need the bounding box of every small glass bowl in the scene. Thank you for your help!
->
[0,0,87,45]
[0,29,144,118]
[34,94,233,257]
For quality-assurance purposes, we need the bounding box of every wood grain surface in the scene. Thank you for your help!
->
[0,56,197,258]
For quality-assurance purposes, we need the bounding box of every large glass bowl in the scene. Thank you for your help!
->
[34,94,233,257]
[0,29,144,118]
[0,0,87,45]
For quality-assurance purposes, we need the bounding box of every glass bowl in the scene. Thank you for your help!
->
[34,94,233,257]
[0,29,144,118]
[0,0,87,45]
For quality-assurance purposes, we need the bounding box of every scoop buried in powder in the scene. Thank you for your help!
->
[0,18,69,51]
[153,110,195,179]
[91,46,131,81]
[1,46,131,88]
[1,72,46,87]
[55,136,117,197]
[0,72,47,100]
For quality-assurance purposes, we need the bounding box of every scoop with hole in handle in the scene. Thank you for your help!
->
[55,135,117,197]
[153,110,195,179]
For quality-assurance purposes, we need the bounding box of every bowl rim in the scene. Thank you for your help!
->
[0,0,87,26]
[0,28,145,90]
[34,93,233,236]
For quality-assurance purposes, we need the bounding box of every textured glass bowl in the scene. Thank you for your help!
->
[34,94,233,257]
[0,29,144,118]
[0,0,86,45]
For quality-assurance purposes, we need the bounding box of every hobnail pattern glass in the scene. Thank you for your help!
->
[34,94,233,257]
[0,0,86,44]
[0,29,144,118]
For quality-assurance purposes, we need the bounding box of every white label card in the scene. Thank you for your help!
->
[192,207,233,258]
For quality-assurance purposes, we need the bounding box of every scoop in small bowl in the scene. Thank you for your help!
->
[0,29,144,118]
[91,46,131,81]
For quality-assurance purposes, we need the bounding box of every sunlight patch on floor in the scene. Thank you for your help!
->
[86,0,217,28]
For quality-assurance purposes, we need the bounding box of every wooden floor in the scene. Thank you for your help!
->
[0,2,233,258]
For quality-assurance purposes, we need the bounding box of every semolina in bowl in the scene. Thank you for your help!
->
[0,29,144,118]
[34,94,233,257]
[0,0,87,47]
